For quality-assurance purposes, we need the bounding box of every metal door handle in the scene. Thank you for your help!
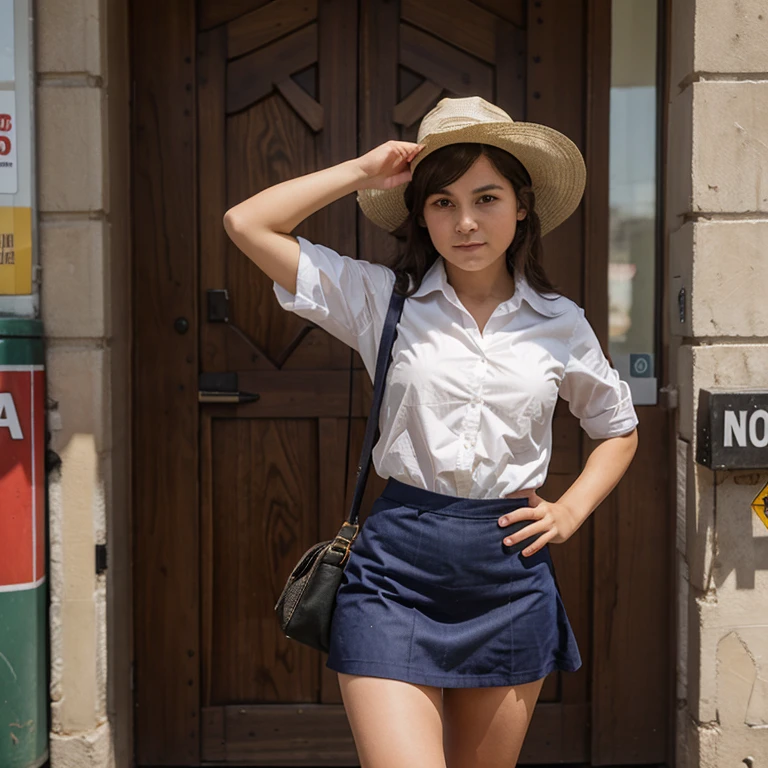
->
[198,391,259,404]
[198,372,259,404]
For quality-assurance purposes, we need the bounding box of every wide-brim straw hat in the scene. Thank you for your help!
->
[357,96,586,238]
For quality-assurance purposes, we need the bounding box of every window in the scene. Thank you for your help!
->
[608,0,662,405]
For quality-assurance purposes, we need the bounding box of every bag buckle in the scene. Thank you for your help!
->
[330,524,358,566]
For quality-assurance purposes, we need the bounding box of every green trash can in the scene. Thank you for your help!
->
[0,318,48,768]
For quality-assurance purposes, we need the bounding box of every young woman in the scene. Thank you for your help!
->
[224,96,639,768]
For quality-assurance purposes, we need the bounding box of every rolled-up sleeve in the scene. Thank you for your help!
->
[558,307,639,439]
[272,236,395,355]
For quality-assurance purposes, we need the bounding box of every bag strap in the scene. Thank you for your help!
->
[346,285,406,525]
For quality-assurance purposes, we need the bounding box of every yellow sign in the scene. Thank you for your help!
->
[0,206,32,295]
[751,481,768,531]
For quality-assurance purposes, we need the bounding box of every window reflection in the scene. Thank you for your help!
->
[609,0,660,405]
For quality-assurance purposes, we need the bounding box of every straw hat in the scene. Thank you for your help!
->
[357,96,586,237]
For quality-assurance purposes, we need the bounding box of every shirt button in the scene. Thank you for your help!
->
[464,442,471,449]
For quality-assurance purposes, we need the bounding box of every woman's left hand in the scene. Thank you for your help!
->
[497,493,579,557]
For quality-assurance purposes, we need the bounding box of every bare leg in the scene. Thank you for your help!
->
[338,672,447,768]
[442,677,546,768]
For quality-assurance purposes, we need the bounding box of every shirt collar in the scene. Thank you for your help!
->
[409,257,568,317]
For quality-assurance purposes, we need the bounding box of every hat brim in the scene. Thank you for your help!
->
[357,122,586,238]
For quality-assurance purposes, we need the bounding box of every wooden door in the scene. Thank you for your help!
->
[132,0,672,765]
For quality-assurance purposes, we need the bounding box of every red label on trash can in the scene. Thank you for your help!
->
[0,366,45,589]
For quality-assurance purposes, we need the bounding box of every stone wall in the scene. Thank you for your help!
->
[36,0,131,765]
[668,0,768,764]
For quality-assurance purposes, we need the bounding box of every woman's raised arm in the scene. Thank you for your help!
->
[222,141,423,294]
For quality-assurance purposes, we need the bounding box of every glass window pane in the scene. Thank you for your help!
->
[609,0,659,405]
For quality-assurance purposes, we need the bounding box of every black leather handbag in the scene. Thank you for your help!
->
[274,285,406,652]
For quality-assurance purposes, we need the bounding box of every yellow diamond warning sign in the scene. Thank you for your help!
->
[751,481,768,531]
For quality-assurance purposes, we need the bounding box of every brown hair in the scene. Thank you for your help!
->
[387,143,563,303]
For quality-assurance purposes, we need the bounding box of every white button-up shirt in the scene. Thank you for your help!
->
[274,237,639,499]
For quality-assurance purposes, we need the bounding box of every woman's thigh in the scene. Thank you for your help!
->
[337,672,446,768]
[442,677,546,768]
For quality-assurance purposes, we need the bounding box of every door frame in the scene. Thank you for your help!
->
[129,0,675,764]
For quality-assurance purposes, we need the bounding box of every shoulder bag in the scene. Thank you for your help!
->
[274,284,406,652]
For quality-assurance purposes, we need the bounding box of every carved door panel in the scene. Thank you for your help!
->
[196,1,364,763]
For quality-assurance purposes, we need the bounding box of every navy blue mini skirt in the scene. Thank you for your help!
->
[326,478,582,688]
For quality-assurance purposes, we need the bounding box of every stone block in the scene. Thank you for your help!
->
[677,344,693,442]
[709,626,768,761]
[666,86,693,224]
[695,0,768,75]
[671,220,768,338]
[669,222,693,338]
[668,335,684,396]
[713,471,768,595]
[669,82,768,218]
[676,349,715,591]
[685,458,715,593]
[48,436,108,735]
[670,0,768,92]
[51,434,99,604]
[685,716,720,768]
[95,450,110,544]
[687,591,719,724]
[669,0,695,93]
[691,220,768,337]
[58,597,98,732]
[96,575,107,721]
[37,0,102,75]
[688,592,768,729]
[716,731,768,766]
[38,87,104,212]
[41,219,107,338]
[717,631,765,728]
[46,344,110,454]
[50,721,114,768]
[693,82,768,215]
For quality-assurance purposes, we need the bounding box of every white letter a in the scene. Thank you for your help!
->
[0,392,23,439]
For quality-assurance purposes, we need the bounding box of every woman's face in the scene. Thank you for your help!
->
[421,153,526,274]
